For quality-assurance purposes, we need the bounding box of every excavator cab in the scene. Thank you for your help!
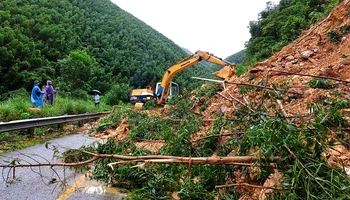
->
[170,82,179,95]
[155,81,179,102]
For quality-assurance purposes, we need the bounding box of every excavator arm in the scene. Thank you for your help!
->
[156,50,236,104]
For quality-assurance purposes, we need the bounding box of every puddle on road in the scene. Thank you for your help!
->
[83,185,123,195]
[77,179,128,197]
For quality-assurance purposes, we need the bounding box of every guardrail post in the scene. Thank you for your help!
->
[58,123,63,130]
[27,127,35,138]
[78,120,84,127]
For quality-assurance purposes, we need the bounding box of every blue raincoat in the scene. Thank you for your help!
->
[31,81,44,107]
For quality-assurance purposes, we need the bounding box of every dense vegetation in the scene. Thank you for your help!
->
[228,0,339,74]
[226,50,245,65]
[0,0,213,103]
[66,82,350,199]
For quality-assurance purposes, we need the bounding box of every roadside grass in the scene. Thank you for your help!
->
[0,95,114,155]
[0,126,76,156]
[0,96,112,121]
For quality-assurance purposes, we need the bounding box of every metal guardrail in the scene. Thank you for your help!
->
[0,112,111,133]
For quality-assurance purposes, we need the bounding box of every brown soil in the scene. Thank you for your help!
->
[88,2,350,199]
[208,1,350,198]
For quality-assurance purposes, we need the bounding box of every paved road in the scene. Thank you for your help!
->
[0,133,126,200]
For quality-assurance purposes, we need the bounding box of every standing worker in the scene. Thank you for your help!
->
[42,85,47,104]
[94,93,100,107]
[30,80,44,107]
[46,80,57,105]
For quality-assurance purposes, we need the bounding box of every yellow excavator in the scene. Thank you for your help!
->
[129,50,236,106]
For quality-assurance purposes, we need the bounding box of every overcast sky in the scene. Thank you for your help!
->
[110,0,279,58]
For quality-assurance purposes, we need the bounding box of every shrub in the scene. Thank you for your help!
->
[308,78,335,89]
[327,29,342,44]
[105,83,133,106]
[236,64,251,76]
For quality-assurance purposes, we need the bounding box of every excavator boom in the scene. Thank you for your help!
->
[156,50,235,104]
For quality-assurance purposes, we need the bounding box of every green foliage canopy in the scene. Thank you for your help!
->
[0,0,213,102]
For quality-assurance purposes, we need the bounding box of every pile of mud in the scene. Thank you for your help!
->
[209,0,350,118]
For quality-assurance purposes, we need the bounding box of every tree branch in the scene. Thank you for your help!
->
[192,132,245,143]
[215,182,291,190]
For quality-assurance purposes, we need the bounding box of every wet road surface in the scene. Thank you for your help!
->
[0,133,127,200]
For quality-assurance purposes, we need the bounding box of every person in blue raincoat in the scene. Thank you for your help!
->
[30,80,44,107]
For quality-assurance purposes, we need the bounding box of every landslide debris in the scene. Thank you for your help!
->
[217,0,350,118]
[85,1,350,199]
[199,1,350,198]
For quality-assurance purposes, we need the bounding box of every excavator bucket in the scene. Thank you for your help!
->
[213,65,235,80]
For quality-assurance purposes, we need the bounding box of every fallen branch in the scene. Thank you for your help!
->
[0,153,280,170]
[95,154,279,163]
[286,114,313,119]
[277,100,288,118]
[218,90,255,112]
[192,76,224,83]
[215,182,289,190]
[283,144,317,179]
[135,139,166,143]
[0,156,99,168]
[251,69,350,84]
[192,132,245,143]
[258,70,271,111]
[105,154,280,170]
[192,76,303,95]
[225,80,303,95]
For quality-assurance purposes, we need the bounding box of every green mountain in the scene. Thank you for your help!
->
[0,0,213,101]
[225,50,245,65]
[181,47,192,55]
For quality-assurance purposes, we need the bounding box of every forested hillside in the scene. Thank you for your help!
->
[0,0,214,102]
[0,0,340,104]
